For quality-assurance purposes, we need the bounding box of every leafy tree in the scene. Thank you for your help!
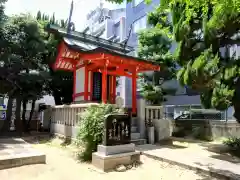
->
[109,0,240,121]
[0,13,49,133]
[11,14,49,132]
[36,11,74,105]
[137,7,177,103]
[165,0,240,121]
[139,82,165,105]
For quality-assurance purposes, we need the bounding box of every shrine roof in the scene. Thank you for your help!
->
[46,24,160,67]
[46,24,134,53]
[63,37,160,66]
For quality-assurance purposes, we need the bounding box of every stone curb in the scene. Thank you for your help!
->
[0,154,46,170]
[139,151,238,180]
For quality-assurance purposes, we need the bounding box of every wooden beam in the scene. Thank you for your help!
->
[84,66,89,101]
[102,65,107,103]
[80,53,105,61]
[72,65,76,101]
[109,76,113,104]
[107,70,132,78]
[86,63,100,71]
[73,92,91,99]
[112,76,116,104]
[53,42,65,70]
[132,69,137,115]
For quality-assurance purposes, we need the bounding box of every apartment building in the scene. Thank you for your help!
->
[124,0,201,106]
[81,1,201,107]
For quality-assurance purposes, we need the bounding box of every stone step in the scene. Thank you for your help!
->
[0,152,46,170]
[131,132,141,140]
[131,117,138,126]
[131,139,146,145]
[131,126,137,133]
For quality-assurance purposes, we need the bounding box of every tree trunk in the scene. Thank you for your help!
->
[53,89,62,105]
[234,78,240,123]
[233,103,240,123]
[1,97,13,132]
[26,99,36,132]
[14,96,22,136]
[22,99,27,132]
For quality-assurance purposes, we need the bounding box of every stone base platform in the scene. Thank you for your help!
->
[92,143,140,172]
[0,138,46,170]
[92,151,140,172]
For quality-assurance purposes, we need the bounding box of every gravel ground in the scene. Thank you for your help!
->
[0,143,217,180]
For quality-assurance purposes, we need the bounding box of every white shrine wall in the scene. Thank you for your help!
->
[74,67,92,102]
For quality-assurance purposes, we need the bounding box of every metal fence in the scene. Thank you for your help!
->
[162,104,232,121]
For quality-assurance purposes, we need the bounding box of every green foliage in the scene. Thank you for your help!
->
[0,13,49,99]
[172,127,186,137]
[223,137,240,150]
[139,82,165,105]
[137,9,177,104]
[75,104,120,161]
[0,10,51,131]
[170,0,240,114]
[35,11,74,105]
[108,0,240,120]
[191,126,213,141]
[137,8,176,83]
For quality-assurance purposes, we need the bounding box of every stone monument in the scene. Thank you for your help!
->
[92,114,140,172]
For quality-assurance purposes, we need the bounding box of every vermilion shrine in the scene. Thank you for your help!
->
[47,25,160,114]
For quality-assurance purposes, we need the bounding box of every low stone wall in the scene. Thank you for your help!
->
[152,119,173,142]
[50,123,78,138]
[210,121,240,139]
[172,120,240,140]
[50,103,98,138]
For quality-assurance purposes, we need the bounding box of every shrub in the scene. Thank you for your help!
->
[75,103,119,161]
[191,126,213,141]
[223,137,240,150]
[139,82,165,105]
[172,127,186,137]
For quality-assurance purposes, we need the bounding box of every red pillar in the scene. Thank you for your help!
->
[132,70,137,115]
[109,76,113,103]
[112,76,116,104]
[72,66,76,101]
[102,66,107,103]
[84,65,89,101]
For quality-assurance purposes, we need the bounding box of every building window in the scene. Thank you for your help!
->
[133,16,147,33]
[133,0,143,6]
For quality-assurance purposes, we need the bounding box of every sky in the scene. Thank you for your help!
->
[5,0,125,31]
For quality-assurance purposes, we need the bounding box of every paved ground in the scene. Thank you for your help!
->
[136,140,240,180]
[0,139,217,180]
[0,138,45,170]
[0,138,38,156]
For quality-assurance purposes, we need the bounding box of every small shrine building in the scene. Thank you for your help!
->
[47,25,160,114]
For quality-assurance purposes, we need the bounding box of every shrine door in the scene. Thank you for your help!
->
[91,72,111,102]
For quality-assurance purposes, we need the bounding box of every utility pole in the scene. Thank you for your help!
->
[67,0,74,34]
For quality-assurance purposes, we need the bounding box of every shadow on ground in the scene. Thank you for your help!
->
[196,173,218,180]
[199,143,240,164]
[0,137,27,151]
[171,137,240,164]
[195,162,240,180]
[136,143,187,152]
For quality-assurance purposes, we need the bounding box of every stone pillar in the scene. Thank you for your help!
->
[137,98,146,139]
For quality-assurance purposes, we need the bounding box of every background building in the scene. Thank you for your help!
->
[82,3,133,106]
[124,0,201,106]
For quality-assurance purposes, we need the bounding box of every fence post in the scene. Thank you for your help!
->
[137,98,146,139]
[226,109,228,122]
